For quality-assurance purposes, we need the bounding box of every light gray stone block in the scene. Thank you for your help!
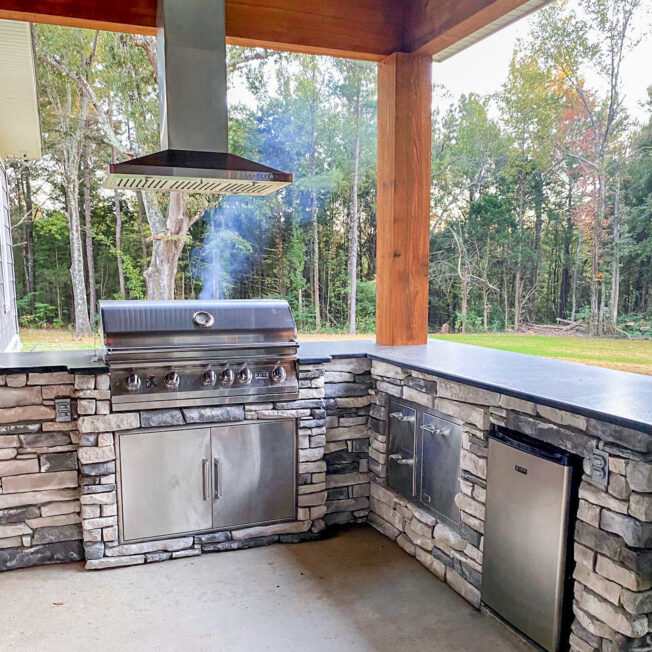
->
[627,462,652,493]
[2,470,78,494]
[0,458,39,477]
[78,446,115,465]
[437,380,499,406]
[600,509,652,548]
[86,555,145,569]
[78,412,140,433]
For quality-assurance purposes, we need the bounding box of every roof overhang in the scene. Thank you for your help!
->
[0,19,41,161]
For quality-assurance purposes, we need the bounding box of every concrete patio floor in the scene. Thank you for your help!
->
[1,525,531,651]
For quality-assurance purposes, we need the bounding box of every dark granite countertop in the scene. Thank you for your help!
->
[298,339,652,434]
[1,340,650,433]
[0,349,107,374]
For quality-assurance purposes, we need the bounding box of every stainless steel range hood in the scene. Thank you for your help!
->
[103,0,292,195]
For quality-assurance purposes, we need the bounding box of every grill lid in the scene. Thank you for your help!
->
[101,299,297,352]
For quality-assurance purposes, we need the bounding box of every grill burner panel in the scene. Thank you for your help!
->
[101,300,299,411]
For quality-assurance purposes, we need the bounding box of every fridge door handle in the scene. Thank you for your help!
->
[213,457,221,499]
[201,458,209,501]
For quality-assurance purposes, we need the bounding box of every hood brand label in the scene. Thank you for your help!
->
[515,465,528,475]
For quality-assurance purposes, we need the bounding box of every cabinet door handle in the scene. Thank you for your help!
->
[201,458,209,501]
[389,453,415,466]
[214,457,221,499]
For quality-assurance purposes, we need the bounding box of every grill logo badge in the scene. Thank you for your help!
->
[192,311,215,328]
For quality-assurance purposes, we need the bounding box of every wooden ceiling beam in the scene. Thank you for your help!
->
[404,0,545,58]
[0,0,404,61]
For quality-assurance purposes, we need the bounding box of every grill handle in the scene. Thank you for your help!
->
[214,457,222,499]
[201,458,209,501]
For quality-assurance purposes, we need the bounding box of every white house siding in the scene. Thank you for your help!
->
[0,157,20,352]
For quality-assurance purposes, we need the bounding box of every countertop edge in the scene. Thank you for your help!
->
[2,345,650,434]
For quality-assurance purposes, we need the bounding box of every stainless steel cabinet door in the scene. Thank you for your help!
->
[119,428,212,541]
[211,420,295,530]
[419,412,461,526]
[387,400,417,500]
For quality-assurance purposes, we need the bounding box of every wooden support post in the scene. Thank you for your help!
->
[376,52,432,345]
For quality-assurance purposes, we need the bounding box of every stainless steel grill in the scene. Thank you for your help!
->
[100,299,299,411]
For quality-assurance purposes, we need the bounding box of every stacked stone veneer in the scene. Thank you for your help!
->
[367,359,652,651]
[322,357,373,527]
[0,371,102,570]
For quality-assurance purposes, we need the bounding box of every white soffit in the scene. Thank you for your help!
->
[432,0,551,62]
[0,19,41,160]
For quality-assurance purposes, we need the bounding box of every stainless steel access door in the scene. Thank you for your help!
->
[483,436,572,652]
[387,400,417,500]
[119,427,213,541]
[211,420,295,530]
[419,411,461,526]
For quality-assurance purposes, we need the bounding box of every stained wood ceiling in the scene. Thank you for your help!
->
[0,0,547,61]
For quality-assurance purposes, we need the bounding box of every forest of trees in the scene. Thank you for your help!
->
[7,0,652,338]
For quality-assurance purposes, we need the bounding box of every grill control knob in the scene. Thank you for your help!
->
[124,373,141,392]
[163,371,180,389]
[200,370,217,387]
[270,365,286,384]
[238,368,253,385]
[219,368,235,386]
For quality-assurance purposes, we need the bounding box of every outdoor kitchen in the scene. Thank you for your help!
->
[0,0,650,651]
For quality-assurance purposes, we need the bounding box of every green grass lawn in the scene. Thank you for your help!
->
[431,333,652,376]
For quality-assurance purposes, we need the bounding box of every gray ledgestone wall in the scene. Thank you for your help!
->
[0,371,108,571]
[76,362,329,569]
[367,359,652,652]
[323,358,373,527]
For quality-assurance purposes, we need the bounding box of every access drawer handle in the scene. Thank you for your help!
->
[420,424,447,435]
[201,458,209,501]
[390,412,415,423]
[214,457,222,499]
[389,453,415,466]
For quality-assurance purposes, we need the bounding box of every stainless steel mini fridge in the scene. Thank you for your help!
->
[482,426,577,652]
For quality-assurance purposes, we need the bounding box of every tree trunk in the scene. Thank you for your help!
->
[311,189,321,330]
[20,165,36,308]
[530,172,544,323]
[514,270,522,333]
[82,146,96,323]
[559,179,573,318]
[609,173,621,333]
[112,146,126,299]
[65,177,92,337]
[348,89,361,334]
[571,227,582,322]
[589,173,606,336]
[143,192,187,300]
[136,191,149,270]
